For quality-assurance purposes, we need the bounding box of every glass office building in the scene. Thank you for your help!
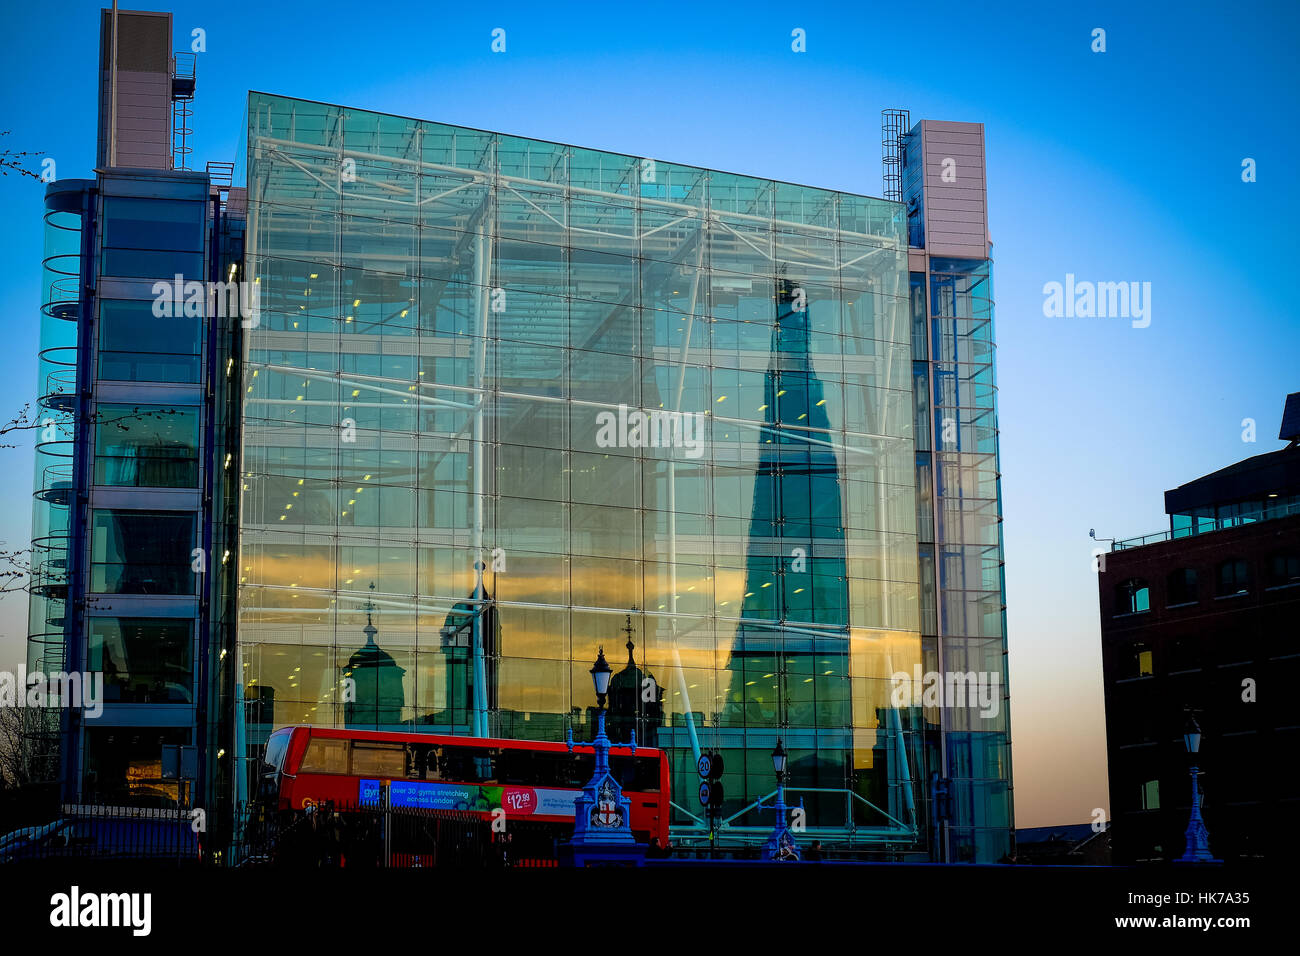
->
[238,92,927,848]
[25,11,1012,858]
[902,119,1012,862]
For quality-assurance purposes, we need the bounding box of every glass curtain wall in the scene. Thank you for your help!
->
[240,93,922,845]
[926,257,1012,861]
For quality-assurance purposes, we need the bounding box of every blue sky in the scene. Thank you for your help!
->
[1,0,1296,827]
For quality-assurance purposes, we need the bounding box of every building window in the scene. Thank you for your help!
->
[909,272,928,360]
[101,196,205,280]
[1116,578,1150,614]
[94,404,200,488]
[84,727,190,805]
[1215,558,1251,597]
[1134,647,1153,677]
[1167,637,1199,672]
[98,299,202,383]
[90,510,196,594]
[1266,551,1300,588]
[87,618,194,703]
[1166,567,1198,605]
[1139,779,1160,810]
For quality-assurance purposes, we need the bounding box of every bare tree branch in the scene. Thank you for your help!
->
[1,401,180,449]
[0,130,43,181]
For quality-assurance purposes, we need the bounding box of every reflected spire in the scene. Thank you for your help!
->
[725,274,850,733]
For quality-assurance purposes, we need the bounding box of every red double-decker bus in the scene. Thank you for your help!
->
[254,726,670,847]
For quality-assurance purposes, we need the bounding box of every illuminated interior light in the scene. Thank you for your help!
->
[816,399,826,406]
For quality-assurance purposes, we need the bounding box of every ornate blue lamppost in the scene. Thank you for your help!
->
[759,739,800,861]
[1177,715,1220,864]
[561,642,647,865]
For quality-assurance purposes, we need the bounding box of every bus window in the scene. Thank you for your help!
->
[496,748,538,785]
[299,738,348,774]
[565,753,595,788]
[262,732,290,774]
[609,754,661,792]
[351,742,405,777]
[258,731,292,801]
[440,747,496,783]
[406,745,438,781]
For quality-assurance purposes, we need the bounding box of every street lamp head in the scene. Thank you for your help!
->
[590,647,612,706]
[1183,715,1202,755]
[772,738,787,778]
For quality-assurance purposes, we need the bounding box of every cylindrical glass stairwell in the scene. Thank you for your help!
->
[24,183,87,781]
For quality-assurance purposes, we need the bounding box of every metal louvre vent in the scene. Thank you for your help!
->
[100,10,170,73]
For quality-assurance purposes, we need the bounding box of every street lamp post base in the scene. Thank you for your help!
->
[560,841,648,867]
